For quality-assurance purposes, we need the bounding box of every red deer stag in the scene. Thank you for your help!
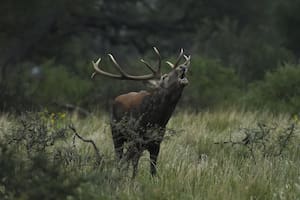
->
[91,47,191,177]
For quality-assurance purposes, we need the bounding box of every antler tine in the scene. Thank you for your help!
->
[165,48,184,69]
[140,59,156,73]
[91,58,122,79]
[91,58,101,79]
[166,61,174,68]
[139,47,162,77]
[153,47,161,75]
[91,72,96,79]
[108,54,129,77]
[183,55,191,66]
[92,53,160,81]
[173,48,184,68]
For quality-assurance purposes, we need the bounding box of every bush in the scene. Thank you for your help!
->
[215,121,298,162]
[182,56,242,110]
[22,60,93,106]
[0,146,80,200]
[0,111,115,199]
[0,112,81,200]
[245,63,300,113]
[2,60,94,111]
[196,18,294,82]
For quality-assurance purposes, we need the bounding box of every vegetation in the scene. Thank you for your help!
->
[0,111,299,199]
[1,0,300,199]
[1,0,300,113]
[244,63,300,113]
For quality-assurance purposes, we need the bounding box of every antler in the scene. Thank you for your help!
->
[91,47,161,80]
[166,49,191,69]
[140,47,161,76]
[183,55,191,66]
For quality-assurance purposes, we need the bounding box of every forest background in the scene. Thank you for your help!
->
[0,0,300,113]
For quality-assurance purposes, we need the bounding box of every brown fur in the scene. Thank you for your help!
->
[114,91,150,112]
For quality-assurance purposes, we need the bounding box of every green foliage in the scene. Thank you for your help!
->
[183,56,242,109]
[0,147,80,200]
[197,19,294,81]
[245,63,300,112]
[0,112,80,200]
[8,111,69,155]
[1,0,300,112]
[0,111,133,199]
[19,60,93,107]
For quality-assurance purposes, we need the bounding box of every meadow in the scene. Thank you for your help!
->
[1,110,300,200]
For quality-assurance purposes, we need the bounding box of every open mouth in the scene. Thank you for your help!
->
[180,72,185,79]
[179,68,187,79]
[178,70,188,85]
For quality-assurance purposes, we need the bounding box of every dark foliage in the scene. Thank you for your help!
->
[0,0,299,112]
[0,112,111,199]
[0,114,80,200]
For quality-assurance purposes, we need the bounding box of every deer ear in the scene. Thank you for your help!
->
[143,80,160,88]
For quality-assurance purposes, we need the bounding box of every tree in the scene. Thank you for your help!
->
[276,0,300,56]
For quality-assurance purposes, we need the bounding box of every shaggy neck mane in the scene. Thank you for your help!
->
[140,86,184,127]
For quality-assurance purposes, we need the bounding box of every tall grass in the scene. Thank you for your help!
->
[1,110,300,199]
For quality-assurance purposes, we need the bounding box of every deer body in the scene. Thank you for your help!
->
[114,91,150,112]
[92,47,190,177]
[111,84,185,176]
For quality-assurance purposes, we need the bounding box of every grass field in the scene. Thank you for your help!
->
[1,110,300,200]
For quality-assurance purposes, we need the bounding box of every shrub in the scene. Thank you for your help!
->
[22,60,93,106]
[0,112,81,200]
[215,121,298,163]
[182,56,242,110]
[245,63,300,113]
[0,145,80,200]
[196,18,294,82]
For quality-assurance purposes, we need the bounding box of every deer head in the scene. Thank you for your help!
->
[152,49,190,89]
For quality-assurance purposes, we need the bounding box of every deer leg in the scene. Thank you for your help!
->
[131,154,141,179]
[149,144,160,176]
[113,135,128,174]
[112,134,124,160]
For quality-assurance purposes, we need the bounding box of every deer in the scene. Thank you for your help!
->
[91,47,191,178]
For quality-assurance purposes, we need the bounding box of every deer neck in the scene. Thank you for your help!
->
[141,85,184,126]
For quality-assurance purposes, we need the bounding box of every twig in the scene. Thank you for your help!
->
[215,122,297,162]
[68,124,102,166]
[274,123,295,156]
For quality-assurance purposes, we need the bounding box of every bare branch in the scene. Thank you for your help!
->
[69,124,102,166]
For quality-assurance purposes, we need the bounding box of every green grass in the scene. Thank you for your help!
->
[1,110,300,200]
